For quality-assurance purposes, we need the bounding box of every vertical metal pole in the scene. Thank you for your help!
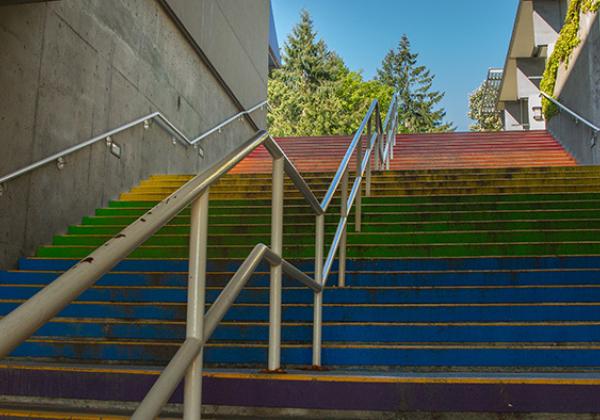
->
[366,129,373,198]
[391,102,397,161]
[355,120,368,233]
[338,170,349,287]
[268,157,284,371]
[312,214,325,367]
[183,188,210,420]
[374,130,381,171]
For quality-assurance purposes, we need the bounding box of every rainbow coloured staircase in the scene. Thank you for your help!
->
[4,131,600,418]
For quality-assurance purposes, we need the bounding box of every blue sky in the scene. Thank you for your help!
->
[271,0,519,131]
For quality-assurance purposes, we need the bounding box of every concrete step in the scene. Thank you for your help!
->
[2,363,598,417]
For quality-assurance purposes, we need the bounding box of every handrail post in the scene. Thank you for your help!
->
[366,117,374,198]
[374,129,381,171]
[355,121,368,233]
[268,156,285,371]
[183,188,210,420]
[338,169,349,287]
[391,101,398,162]
[312,214,325,367]
[384,127,394,171]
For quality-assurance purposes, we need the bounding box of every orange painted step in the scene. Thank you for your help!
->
[230,131,577,174]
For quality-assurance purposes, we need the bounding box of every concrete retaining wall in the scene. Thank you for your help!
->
[547,13,600,164]
[0,0,269,268]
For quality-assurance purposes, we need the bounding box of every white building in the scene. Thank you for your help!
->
[498,0,568,131]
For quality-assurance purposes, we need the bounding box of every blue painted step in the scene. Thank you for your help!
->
[3,301,600,322]
[27,319,600,343]
[4,254,600,370]
[12,341,600,368]
[3,285,600,304]
[4,269,600,287]
[17,256,600,272]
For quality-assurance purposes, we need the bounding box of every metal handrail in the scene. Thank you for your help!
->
[0,100,268,186]
[133,244,321,419]
[0,128,325,417]
[191,100,268,145]
[321,94,399,283]
[0,92,400,417]
[541,92,600,133]
[310,94,399,366]
[320,100,379,212]
[0,130,319,356]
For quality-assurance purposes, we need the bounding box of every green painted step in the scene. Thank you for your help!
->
[107,193,600,208]
[35,242,600,259]
[96,200,600,217]
[67,220,600,236]
[51,230,600,247]
[81,209,600,227]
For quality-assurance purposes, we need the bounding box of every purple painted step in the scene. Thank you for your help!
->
[1,364,600,414]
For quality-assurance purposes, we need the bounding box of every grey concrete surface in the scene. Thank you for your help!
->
[547,13,600,165]
[0,0,269,269]
[164,0,270,110]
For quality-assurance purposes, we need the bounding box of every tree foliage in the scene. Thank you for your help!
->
[268,13,453,137]
[268,10,392,137]
[376,35,454,133]
[468,81,503,132]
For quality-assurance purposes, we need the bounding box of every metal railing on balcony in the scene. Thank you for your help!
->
[0,93,399,419]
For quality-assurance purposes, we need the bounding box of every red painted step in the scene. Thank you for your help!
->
[231,131,577,174]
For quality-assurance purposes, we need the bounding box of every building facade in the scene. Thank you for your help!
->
[498,0,568,131]
[498,0,600,164]
[0,0,276,269]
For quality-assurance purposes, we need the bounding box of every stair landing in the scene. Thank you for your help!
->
[231,131,576,174]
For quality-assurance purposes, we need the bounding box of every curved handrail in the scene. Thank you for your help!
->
[0,100,268,186]
[541,92,600,133]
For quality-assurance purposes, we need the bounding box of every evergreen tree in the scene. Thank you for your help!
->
[279,10,345,86]
[468,81,503,132]
[268,10,392,137]
[377,35,454,132]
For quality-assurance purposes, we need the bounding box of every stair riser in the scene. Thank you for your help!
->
[34,242,600,259]
[10,343,600,367]
[4,270,600,287]
[51,231,600,247]
[1,367,599,414]
[120,186,600,200]
[3,302,600,322]
[80,209,600,226]
[23,322,600,343]
[4,285,600,304]
[109,192,600,207]
[133,178,600,193]
[18,256,600,272]
[102,200,600,215]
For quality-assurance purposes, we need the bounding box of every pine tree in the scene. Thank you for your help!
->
[268,10,392,137]
[280,10,345,86]
[377,35,454,132]
[468,81,503,132]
